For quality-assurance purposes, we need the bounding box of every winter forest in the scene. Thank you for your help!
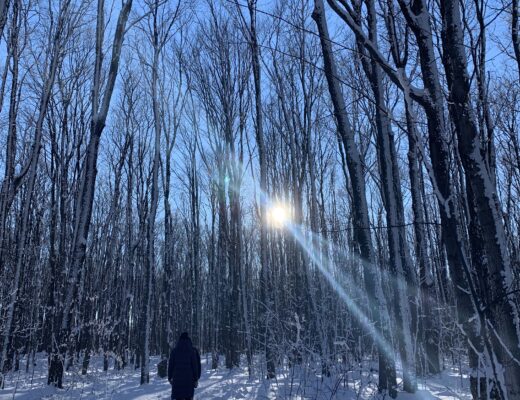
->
[0,0,520,398]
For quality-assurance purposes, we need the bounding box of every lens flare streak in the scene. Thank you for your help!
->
[285,222,396,362]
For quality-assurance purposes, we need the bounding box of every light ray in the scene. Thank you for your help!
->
[303,226,440,381]
[284,221,396,362]
[252,184,436,397]
[286,222,438,399]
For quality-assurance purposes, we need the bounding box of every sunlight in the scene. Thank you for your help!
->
[259,191,432,396]
[266,202,291,228]
[285,225,434,400]
[286,223,394,359]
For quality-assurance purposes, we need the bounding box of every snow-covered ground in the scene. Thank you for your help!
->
[0,354,471,399]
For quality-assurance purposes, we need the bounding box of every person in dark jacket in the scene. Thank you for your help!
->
[168,332,201,400]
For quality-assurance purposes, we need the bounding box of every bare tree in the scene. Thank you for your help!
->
[52,0,133,386]
[313,0,397,395]
[0,0,77,387]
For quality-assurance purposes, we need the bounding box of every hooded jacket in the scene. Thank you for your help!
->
[168,334,201,399]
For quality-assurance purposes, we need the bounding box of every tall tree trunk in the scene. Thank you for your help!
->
[352,0,417,389]
[440,0,520,395]
[512,0,520,81]
[54,0,132,386]
[334,0,496,393]
[404,101,441,375]
[1,0,69,386]
[0,0,9,45]
[0,0,20,267]
[246,0,276,379]
[312,1,397,395]
[141,11,163,380]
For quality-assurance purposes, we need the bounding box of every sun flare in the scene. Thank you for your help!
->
[266,202,291,228]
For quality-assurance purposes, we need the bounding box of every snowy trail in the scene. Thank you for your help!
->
[0,354,471,399]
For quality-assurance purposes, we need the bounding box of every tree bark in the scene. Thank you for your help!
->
[246,0,276,379]
[440,0,520,395]
[54,0,132,386]
[0,0,70,386]
[513,0,520,81]
[352,0,417,389]
[312,1,397,395]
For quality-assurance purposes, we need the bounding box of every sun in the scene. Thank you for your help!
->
[266,202,291,228]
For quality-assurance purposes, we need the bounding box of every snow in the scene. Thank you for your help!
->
[0,354,472,399]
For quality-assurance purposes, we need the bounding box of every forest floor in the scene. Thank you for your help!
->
[0,354,472,399]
